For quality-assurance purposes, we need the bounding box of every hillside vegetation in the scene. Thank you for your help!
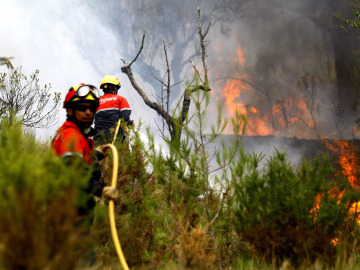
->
[1,89,360,270]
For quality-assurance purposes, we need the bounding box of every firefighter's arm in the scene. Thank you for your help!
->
[119,109,132,126]
[87,156,118,200]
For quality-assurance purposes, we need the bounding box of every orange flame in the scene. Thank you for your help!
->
[324,140,360,189]
[221,46,274,136]
[236,45,246,66]
[222,78,248,116]
[321,139,360,245]
[220,45,318,138]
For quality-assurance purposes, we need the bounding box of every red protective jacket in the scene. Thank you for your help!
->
[94,93,131,142]
[52,120,95,165]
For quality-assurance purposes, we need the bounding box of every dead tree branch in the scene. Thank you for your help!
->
[121,34,194,143]
[190,60,205,84]
[163,40,171,115]
[120,9,211,144]
[121,62,171,125]
[130,33,145,67]
[121,34,180,140]
[198,7,210,84]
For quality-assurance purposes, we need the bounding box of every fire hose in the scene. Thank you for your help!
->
[101,119,129,270]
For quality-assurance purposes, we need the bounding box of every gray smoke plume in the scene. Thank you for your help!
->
[1,0,359,166]
[0,0,158,140]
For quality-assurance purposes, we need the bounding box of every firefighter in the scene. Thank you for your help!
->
[52,83,120,265]
[94,75,132,144]
[52,83,119,211]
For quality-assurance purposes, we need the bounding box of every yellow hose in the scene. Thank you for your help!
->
[112,119,122,145]
[101,143,129,270]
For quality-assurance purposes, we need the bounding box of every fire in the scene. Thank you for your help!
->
[312,185,360,246]
[236,45,246,66]
[221,46,274,136]
[324,140,360,189]
[250,107,258,114]
[222,75,273,135]
[217,37,360,246]
[222,75,274,136]
[220,45,318,138]
[222,77,248,115]
[308,120,315,128]
[221,46,248,119]
[297,99,307,111]
[291,117,298,123]
[352,127,360,137]
[247,117,272,136]
[320,139,360,244]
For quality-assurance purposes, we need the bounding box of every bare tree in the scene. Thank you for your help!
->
[296,73,322,140]
[76,0,248,109]
[121,8,239,270]
[0,67,61,128]
[120,8,210,146]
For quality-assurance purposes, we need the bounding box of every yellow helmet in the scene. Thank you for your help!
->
[100,75,121,90]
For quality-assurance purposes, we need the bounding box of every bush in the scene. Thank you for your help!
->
[232,150,360,267]
[92,125,167,268]
[0,117,91,269]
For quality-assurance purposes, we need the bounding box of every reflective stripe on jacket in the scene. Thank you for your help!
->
[94,93,131,138]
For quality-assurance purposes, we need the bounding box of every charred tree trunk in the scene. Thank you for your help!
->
[305,0,360,131]
[331,25,360,120]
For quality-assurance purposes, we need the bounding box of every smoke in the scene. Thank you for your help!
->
[1,0,359,167]
[209,1,359,140]
[0,0,158,140]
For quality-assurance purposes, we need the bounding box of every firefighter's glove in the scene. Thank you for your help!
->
[95,145,111,158]
[102,186,119,200]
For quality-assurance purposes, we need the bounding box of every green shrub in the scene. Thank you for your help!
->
[92,124,169,268]
[232,150,360,267]
[0,117,91,270]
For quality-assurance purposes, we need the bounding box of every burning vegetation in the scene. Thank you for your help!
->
[3,1,360,269]
[209,24,360,267]
[217,45,345,140]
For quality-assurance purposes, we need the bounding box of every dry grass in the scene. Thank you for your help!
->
[176,225,217,270]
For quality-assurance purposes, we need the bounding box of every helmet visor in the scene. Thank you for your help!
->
[76,85,100,99]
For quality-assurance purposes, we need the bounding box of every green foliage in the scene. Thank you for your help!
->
[0,117,92,269]
[92,122,171,268]
[92,75,250,269]
[341,9,360,30]
[2,83,360,269]
[232,149,360,267]
[140,77,249,268]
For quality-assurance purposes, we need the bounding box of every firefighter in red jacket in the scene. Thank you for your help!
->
[52,83,119,214]
[94,75,132,144]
